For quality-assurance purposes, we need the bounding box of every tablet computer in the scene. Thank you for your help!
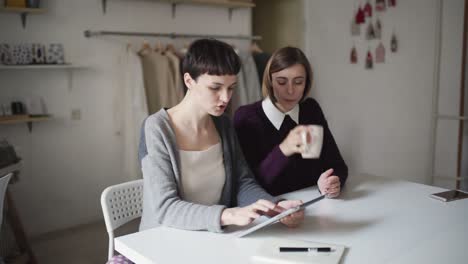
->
[237,194,326,238]
[430,190,468,202]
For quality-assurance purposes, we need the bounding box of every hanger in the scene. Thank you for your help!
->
[138,40,152,55]
[229,43,239,55]
[179,42,190,55]
[251,41,263,53]
[154,41,165,54]
[165,43,176,54]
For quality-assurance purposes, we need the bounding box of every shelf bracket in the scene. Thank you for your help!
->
[228,8,233,22]
[102,0,107,14]
[20,13,27,29]
[26,122,32,133]
[172,3,177,19]
[67,69,74,92]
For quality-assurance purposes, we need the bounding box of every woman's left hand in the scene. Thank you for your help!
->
[317,168,341,198]
[276,200,305,228]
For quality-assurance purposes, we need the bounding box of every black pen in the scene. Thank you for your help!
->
[279,247,332,252]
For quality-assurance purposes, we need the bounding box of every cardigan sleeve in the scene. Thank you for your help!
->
[140,115,226,233]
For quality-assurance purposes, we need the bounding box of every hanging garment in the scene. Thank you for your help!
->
[165,50,184,98]
[115,47,149,179]
[139,50,182,114]
[375,42,385,63]
[229,51,262,116]
[252,51,271,87]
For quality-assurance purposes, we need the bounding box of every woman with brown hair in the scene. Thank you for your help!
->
[234,47,348,197]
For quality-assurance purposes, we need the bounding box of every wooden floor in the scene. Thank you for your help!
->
[31,220,139,264]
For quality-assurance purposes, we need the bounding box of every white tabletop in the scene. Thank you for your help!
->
[115,175,468,264]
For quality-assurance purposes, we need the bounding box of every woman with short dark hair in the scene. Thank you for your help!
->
[234,46,348,197]
[139,39,304,232]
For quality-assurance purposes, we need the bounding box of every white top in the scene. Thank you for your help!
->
[115,174,468,264]
[179,143,225,205]
[262,96,299,130]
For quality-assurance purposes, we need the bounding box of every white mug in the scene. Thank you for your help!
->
[301,125,323,159]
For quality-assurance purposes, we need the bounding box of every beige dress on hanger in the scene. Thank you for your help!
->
[139,50,182,114]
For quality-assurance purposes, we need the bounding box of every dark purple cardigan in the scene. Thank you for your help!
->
[233,98,348,196]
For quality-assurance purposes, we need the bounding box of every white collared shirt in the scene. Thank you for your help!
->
[261,97,299,130]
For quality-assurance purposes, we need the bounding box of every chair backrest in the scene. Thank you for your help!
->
[0,173,12,229]
[101,179,143,260]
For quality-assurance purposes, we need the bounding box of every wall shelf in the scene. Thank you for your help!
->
[0,64,86,70]
[157,0,255,8]
[0,7,46,28]
[101,0,254,21]
[0,115,52,132]
[437,114,468,121]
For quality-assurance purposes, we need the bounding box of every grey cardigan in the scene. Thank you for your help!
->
[139,109,278,233]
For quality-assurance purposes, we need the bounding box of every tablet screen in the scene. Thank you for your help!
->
[237,195,325,238]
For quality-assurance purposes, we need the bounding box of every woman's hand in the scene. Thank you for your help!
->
[276,200,305,228]
[262,200,305,228]
[220,199,277,226]
[279,125,309,156]
[317,168,341,198]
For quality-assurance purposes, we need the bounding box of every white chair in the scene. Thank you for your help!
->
[0,173,12,230]
[101,179,143,261]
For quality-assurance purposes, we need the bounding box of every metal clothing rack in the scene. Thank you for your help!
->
[83,30,261,40]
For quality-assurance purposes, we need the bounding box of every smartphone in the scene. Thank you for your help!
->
[430,190,468,202]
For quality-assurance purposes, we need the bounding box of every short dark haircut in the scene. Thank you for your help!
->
[181,39,241,87]
[262,47,313,103]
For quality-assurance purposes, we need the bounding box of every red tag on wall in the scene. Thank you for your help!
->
[351,19,360,36]
[376,0,386,12]
[365,50,373,69]
[355,6,365,24]
[391,32,398,52]
[364,1,372,17]
[350,46,358,64]
[366,22,376,40]
[375,18,382,39]
[375,42,385,63]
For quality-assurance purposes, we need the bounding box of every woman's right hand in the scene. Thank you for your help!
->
[279,125,308,157]
[220,199,277,226]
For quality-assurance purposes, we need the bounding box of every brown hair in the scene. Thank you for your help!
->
[261,47,313,103]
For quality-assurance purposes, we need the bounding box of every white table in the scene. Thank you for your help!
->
[115,175,468,263]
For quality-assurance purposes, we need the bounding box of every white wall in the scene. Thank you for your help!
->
[0,0,252,237]
[304,0,464,185]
